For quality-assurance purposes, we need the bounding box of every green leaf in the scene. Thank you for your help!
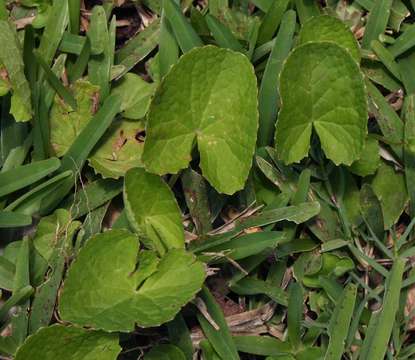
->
[361,0,393,49]
[197,287,240,360]
[257,0,290,45]
[372,161,408,229]
[59,230,205,331]
[143,45,258,194]
[37,0,69,66]
[124,167,184,254]
[111,73,156,119]
[297,15,360,62]
[258,10,296,146]
[233,336,291,356]
[33,208,81,261]
[348,136,380,176]
[60,93,121,174]
[359,258,405,360]
[163,0,203,53]
[0,20,32,121]
[0,157,60,197]
[89,119,145,179]
[115,19,160,79]
[49,80,100,156]
[275,42,367,165]
[0,211,32,228]
[15,324,121,360]
[325,283,357,360]
[144,344,186,360]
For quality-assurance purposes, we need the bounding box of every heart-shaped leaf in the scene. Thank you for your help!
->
[275,42,367,165]
[124,167,184,254]
[15,324,121,360]
[142,45,258,195]
[59,229,206,332]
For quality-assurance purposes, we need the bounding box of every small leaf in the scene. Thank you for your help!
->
[111,73,156,119]
[15,324,121,360]
[143,45,258,195]
[124,167,184,254]
[59,230,206,331]
[349,137,380,177]
[275,42,367,165]
[89,119,145,179]
[372,161,408,229]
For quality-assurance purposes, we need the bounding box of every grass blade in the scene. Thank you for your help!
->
[206,14,243,52]
[257,10,296,146]
[0,157,60,197]
[257,0,290,45]
[325,283,357,360]
[163,0,203,53]
[197,286,240,360]
[359,258,405,360]
[0,211,32,227]
[361,0,394,49]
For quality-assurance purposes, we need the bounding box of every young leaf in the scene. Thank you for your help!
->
[233,336,291,356]
[15,324,121,360]
[297,15,360,62]
[124,167,184,254]
[59,230,206,331]
[143,45,258,195]
[275,42,367,165]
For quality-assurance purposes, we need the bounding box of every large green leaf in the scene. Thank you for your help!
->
[59,229,205,331]
[297,15,360,62]
[50,80,99,156]
[15,324,121,360]
[0,20,32,122]
[142,45,258,194]
[275,42,367,165]
[89,119,145,179]
[372,161,408,229]
[124,167,184,254]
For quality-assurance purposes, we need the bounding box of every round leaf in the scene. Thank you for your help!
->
[275,42,367,165]
[142,45,258,195]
